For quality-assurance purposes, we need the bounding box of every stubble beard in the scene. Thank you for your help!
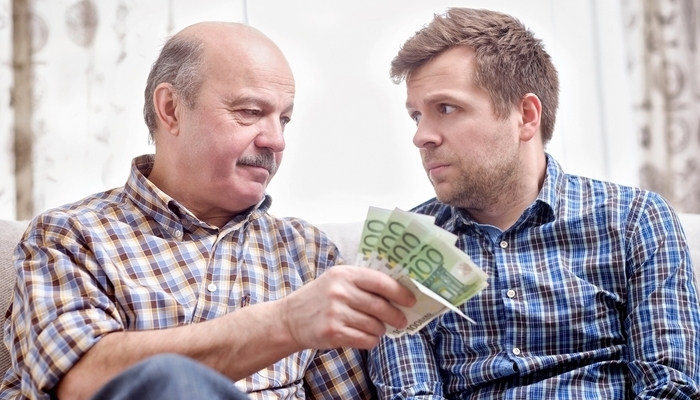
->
[427,146,522,211]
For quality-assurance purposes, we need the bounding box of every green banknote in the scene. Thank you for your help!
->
[400,235,488,307]
[385,274,476,337]
[383,213,457,277]
[355,206,393,267]
[368,208,435,274]
[356,206,488,336]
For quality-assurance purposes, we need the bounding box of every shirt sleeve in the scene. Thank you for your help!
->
[368,325,445,399]
[625,194,700,398]
[3,213,124,398]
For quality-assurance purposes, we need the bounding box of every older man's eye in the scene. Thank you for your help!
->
[232,109,263,125]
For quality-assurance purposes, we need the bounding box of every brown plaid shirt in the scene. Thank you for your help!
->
[2,155,373,399]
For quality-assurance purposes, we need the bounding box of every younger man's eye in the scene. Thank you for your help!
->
[440,104,456,114]
[410,112,422,125]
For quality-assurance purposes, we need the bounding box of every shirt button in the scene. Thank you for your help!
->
[174,229,182,238]
[513,347,521,356]
[499,240,508,249]
[507,289,516,298]
[207,283,217,292]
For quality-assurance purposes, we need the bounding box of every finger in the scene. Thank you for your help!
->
[306,299,386,349]
[341,281,410,330]
[284,272,389,347]
[348,267,416,308]
[329,305,387,342]
[327,325,383,350]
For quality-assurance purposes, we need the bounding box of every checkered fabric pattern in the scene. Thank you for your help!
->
[369,154,700,399]
[1,155,373,400]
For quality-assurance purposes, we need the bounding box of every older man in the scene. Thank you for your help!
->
[369,7,700,399]
[2,22,414,400]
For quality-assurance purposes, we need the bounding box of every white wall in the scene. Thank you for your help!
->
[0,0,637,224]
[253,0,637,223]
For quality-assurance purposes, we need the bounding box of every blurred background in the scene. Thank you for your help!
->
[1,0,699,224]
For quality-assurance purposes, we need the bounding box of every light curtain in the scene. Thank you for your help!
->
[0,0,247,220]
[621,0,700,213]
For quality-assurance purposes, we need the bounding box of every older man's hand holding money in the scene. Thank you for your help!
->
[356,207,489,337]
[279,206,487,353]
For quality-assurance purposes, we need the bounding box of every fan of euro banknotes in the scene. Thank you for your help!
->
[355,207,489,337]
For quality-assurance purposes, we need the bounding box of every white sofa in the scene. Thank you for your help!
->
[0,215,699,375]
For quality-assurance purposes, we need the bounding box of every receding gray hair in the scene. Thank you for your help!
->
[143,35,206,143]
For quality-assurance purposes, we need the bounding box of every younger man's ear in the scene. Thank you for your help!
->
[519,93,542,142]
[153,83,181,136]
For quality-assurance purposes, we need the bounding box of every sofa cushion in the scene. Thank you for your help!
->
[316,221,363,263]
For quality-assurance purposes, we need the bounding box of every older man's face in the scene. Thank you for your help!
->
[174,34,295,220]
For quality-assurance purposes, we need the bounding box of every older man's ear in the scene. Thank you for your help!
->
[153,83,181,137]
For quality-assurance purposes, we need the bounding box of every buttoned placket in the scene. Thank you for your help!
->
[209,224,246,317]
[494,233,526,361]
[188,219,246,322]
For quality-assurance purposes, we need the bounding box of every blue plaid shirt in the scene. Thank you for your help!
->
[2,155,373,400]
[369,154,700,399]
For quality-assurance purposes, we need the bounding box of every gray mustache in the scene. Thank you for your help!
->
[237,153,278,174]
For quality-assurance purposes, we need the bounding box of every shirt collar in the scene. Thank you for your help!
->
[445,152,562,231]
[533,152,562,220]
[123,154,272,236]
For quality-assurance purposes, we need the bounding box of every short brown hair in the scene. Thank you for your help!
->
[391,8,559,143]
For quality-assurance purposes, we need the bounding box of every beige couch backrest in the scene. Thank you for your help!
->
[0,214,699,376]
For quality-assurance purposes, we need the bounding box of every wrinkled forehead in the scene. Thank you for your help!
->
[198,40,296,113]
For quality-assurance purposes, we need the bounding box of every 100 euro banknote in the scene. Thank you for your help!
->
[355,206,488,337]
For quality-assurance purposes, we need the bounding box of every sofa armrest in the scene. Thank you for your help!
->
[0,220,29,374]
[678,213,700,285]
